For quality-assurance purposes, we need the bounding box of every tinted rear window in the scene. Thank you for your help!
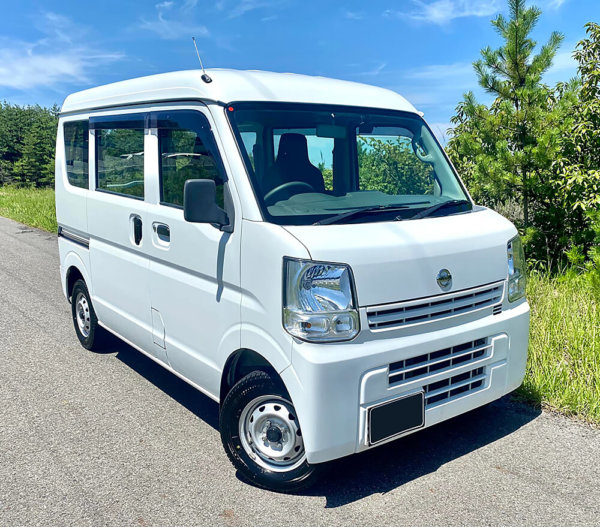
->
[63,121,89,189]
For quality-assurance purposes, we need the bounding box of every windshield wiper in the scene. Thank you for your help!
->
[314,203,428,226]
[404,199,471,221]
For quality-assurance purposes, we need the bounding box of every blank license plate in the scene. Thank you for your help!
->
[369,391,424,445]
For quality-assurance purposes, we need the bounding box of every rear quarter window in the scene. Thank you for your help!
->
[63,121,89,189]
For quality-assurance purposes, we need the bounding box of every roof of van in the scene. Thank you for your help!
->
[60,69,419,115]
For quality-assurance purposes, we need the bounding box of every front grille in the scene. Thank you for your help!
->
[367,282,504,331]
[388,338,490,385]
[424,366,485,406]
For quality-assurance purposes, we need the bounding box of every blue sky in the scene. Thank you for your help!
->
[0,0,597,140]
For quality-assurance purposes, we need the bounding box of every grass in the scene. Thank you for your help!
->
[0,186,599,423]
[518,273,600,424]
[0,186,57,232]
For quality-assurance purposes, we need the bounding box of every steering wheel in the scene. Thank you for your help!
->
[264,181,315,205]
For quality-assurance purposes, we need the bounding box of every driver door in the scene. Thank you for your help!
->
[144,107,241,397]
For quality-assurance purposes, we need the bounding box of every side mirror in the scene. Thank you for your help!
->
[183,179,229,227]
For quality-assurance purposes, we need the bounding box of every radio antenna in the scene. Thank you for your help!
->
[192,37,212,83]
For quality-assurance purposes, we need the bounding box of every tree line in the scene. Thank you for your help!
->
[0,103,58,186]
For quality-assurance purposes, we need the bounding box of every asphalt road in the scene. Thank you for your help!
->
[1,215,599,527]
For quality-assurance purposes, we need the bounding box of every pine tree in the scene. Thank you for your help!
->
[448,0,563,228]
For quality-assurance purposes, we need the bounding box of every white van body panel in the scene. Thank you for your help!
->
[87,192,154,354]
[61,69,417,116]
[54,118,88,247]
[284,208,516,306]
[284,299,529,463]
[58,245,92,299]
[55,69,530,470]
[239,220,310,374]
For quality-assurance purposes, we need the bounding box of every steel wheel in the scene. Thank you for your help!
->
[239,395,306,473]
[70,279,105,351]
[75,291,91,338]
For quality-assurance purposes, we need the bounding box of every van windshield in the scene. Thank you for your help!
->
[228,103,471,226]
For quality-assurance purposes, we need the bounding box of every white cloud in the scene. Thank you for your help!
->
[386,0,500,25]
[227,0,285,19]
[343,10,364,20]
[544,47,578,85]
[0,12,123,91]
[358,62,387,77]
[407,61,474,82]
[382,61,483,119]
[546,0,567,9]
[0,47,122,90]
[547,49,577,73]
[139,15,209,40]
[139,1,209,40]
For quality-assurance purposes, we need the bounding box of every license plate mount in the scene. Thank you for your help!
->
[368,391,425,445]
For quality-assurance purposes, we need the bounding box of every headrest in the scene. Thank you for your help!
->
[277,133,309,163]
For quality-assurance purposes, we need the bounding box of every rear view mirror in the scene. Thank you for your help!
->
[316,124,347,139]
[183,179,229,227]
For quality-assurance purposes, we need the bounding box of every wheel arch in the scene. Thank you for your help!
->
[220,348,282,402]
[61,251,91,302]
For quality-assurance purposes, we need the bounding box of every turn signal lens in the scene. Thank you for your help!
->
[507,236,527,302]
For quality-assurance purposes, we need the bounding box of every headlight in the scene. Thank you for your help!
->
[283,258,360,342]
[507,235,526,302]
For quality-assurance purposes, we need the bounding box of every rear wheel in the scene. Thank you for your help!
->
[71,279,105,351]
[219,370,320,492]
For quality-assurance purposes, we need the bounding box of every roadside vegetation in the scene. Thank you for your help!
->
[521,272,600,423]
[0,0,598,423]
[0,186,57,232]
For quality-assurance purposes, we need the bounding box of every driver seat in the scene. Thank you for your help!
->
[262,133,325,195]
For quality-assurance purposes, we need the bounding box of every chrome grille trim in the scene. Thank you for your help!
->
[367,281,504,331]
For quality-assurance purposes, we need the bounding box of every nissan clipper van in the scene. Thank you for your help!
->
[56,69,530,492]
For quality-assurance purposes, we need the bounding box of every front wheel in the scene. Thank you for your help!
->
[219,370,321,492]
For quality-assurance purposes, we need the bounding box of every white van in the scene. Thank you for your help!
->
[56,69,530,492]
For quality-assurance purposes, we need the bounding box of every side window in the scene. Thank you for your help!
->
[64,121,89,189]
[94,114,145,199]
[240,131,257,170]
[157,110,225,208]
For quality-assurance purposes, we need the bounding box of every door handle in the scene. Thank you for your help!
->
[153,222,170,245]
[131,215,143,246]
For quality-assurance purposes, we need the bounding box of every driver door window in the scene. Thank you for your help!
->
[157,110,225,208]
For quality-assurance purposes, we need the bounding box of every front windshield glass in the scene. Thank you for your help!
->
[228,103,471,225]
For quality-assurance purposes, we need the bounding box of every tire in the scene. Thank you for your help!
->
[219,370,321,492]
[71,279,105,351]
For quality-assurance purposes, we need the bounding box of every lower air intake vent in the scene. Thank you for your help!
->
[424,366,485,406]
[389,338,490,385]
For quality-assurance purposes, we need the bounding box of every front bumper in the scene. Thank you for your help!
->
[281,299,530,464]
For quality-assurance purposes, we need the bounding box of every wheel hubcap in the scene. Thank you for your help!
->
[239,395,305,472]
[75,292,91,338]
